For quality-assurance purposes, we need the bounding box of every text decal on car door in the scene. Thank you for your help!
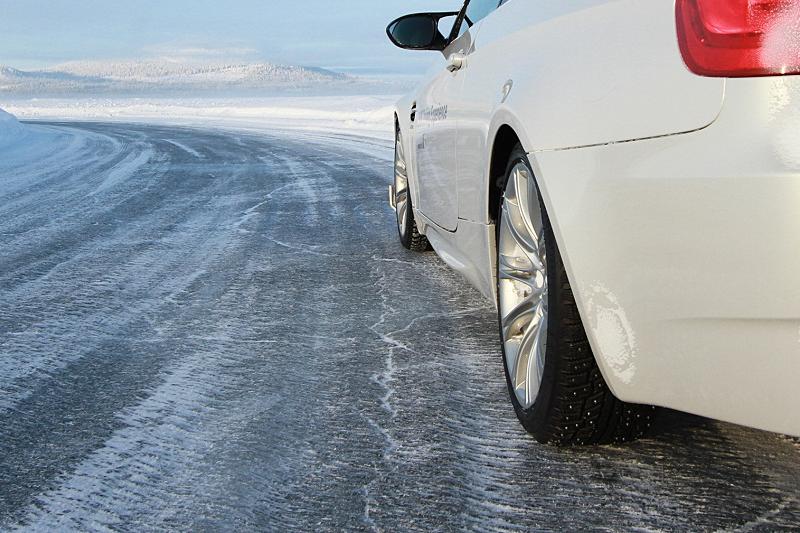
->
[420,104,448,122]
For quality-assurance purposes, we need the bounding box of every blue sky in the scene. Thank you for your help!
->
[0,0,460,74]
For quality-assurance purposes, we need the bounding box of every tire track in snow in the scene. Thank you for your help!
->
[88,146,154,196]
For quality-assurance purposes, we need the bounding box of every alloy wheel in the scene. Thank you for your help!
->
[498,162,549,409]
[394,129,409,238]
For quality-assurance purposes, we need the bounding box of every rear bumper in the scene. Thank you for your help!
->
[533,76,800,436]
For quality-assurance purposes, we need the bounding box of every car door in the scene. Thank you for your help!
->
[453,0,510,224]
[415,0,503,231]
[413,8,477,232]
[414,55,462,231]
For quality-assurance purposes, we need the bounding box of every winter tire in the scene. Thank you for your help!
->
[393,125,429,252]
[497,145,655,445]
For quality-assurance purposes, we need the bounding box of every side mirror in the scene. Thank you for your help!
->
[386,12,458,52]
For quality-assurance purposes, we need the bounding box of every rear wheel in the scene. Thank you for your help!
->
[393,126,429,252]
[497,145,655,445]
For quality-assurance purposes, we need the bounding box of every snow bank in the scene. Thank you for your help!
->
[0,107,25,148]
[0,107,83,174]
[3,95,397,140]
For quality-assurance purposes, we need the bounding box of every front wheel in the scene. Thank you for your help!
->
[393,126,429,252]
[497,145,655,445]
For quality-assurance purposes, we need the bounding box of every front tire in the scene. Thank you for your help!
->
[497,145,655,445]
[393,126,429,252]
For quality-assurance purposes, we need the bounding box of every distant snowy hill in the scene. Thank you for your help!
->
[49,61,348,84]
[0,60,395,97]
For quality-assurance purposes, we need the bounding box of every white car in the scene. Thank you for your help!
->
[387,0,800,444]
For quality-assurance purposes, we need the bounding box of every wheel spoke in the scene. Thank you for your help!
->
[500,204,545,273]
[501,294,537,340]
[395,130,406,160]
[513,166,545,239]
[522,310,546,405]
[395,187,408,205]
[395,154,407,179]
[508,301,544,401]
[396,193,408,228]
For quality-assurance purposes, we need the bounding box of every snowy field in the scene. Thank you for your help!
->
[1,105,799,530]
[3,95,397,141]
[0,60,407,143]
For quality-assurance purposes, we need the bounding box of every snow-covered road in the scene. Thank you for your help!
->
[0,122,798,531]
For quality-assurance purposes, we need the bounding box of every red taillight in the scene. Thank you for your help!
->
[676,0,800,77]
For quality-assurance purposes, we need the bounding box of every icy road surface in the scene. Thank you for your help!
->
[0,122,798,531]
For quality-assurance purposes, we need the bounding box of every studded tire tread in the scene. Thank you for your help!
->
[404,206,430,252]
